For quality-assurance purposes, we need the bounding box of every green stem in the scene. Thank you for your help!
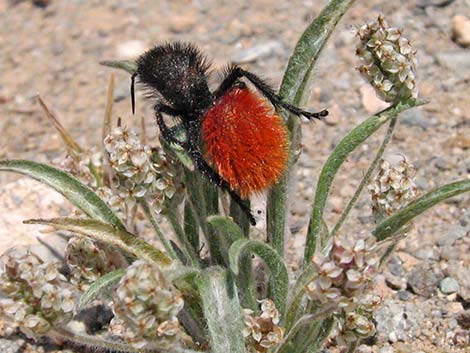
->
[304,99,425,264]
[166,204,200,268]
[275,306,335,353]
[139,200,178,261]
[267,0,356,258]
[330,116,398,238]
[374,179,470,240]
[184,199,200,252]
[196,268,245,353]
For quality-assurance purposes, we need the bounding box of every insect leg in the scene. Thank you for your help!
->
[186,146,256,226]
[215,66,328,120]
[154,104,188,148]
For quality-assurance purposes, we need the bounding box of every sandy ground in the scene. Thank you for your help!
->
[0,0,469,352]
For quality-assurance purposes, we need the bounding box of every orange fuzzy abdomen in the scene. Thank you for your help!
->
[202,88,289,198]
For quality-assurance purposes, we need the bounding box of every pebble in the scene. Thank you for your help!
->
[435,51,470,79]
[357,345,372,353]
[385,271,406,290]
[0,338,25,353]
[434,157,451,171]
[400,109,431,130]
[445,262,470,301]
[116,40,146,59]
[407,265,441,298]
[451,15,470,48]
[440,277,460,295]
[437,224,467,246]
[376,301,423,344]
[397,290,411,301]
[323,103,342,126]
[440,245,461,260]
[388,256,404,276]
[359,85,388,114]
[168,13,196,33]
[230,41,283,63]
[415,246,439,261]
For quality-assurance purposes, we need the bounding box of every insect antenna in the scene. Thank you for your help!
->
[130,72,137,115]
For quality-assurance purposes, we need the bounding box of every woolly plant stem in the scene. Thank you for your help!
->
[304,99,425,264]
[374,179,470,240]
[197,267,245,353]
[267,0,356,257]
[166,204,200,267]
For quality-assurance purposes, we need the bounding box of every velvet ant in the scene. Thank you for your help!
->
[131,42,328,225]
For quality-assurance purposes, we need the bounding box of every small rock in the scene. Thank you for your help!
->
[50,42,64,56]
[0,337,26,353]
[359,85,388,114]
[323,103,342,126]
[376,301,424,343]
[451,15,470,48]
[358,215,374,224]
[388,256,404,276]
[168,13,197,33]
[434,157,451,171]
[445,262,470,301]
[456,311,470,329]
[116,40,146,59]
[231,41,283,63]
[415,246,439,261]
[385,271,405,290]
[446,132,470,150]
[378,346,394,353]
[357,345,372,353]
[397,290,411,301]
[400,109,431,130]
[437,224,467,246]
[440,245,461,260]
[397,252,419,269]
[388,331,398,343]
[440,277,461,294]
[436,51,470,79]
[407,265,441,297]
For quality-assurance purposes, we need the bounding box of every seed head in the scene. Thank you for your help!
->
[368,155,418,221]
[0,248,76,336]
[66,237,126,289]
[356,15,418,103]
[307,236,378,305]
[242,299,284,353]
[110,260,184,348]
[54,148,103,188]
[104,126,184,215]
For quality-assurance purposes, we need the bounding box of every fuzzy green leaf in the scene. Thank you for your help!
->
[184,199,200,252]
[207,215,245,267]
[196,267,245,353]
[268,0,356,257]
[78,269,126,310]
[229,239,289,317]
[304,99,426,263]
[0,160,125,230]
[207,216,245,242]
[374,179,470,240]
[24,218,171,266]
